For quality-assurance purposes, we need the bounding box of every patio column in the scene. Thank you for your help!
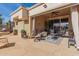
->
[32,17,36,36]
[71,6,79,49]
[29,17,32,38]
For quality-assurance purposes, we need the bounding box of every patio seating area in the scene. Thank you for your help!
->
[33,29,69,45]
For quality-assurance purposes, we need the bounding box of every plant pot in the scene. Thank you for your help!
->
[13,29,18,35]
[21,30,27,38]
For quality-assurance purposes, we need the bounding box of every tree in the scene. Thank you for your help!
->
[6,20,12,33]
[0,15,2,24]
[6,20,10,30]
[0,14,3,31]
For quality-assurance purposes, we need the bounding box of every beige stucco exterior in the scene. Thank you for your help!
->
[10,3,79,49]
[11,6,29,35]
[10,3,79,36]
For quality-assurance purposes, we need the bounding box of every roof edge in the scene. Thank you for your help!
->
[28,3,44,11]
[10,6,28,16]
[10,3,43,16]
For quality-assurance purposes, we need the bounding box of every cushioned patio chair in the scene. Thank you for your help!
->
[68,30,76,48]
[68,37,76,48]
[34,33,42,42]
[34,31,47,42]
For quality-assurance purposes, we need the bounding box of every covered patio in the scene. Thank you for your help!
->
[32,7,71,35]
[29,4,79,49]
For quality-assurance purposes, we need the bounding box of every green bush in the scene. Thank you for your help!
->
[21,29,26,38]
[13,29,18,35]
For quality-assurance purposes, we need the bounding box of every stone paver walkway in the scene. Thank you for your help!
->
[0,34,79,56]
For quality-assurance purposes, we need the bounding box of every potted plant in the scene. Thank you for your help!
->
[13,29,18,35]
[21,29,27,38]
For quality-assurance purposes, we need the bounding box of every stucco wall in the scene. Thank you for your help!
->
[24,21,29,35]
[22,8,29,20]
[11,7,28,21]
[13,22,18,30]
[18,21,24,33]
[17,21,29,35]
[11,9,23,21]
[11,6,29,36]
[13,21,29,36]
[35,16,47,33]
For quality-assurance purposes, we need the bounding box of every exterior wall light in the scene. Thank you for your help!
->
[43,3,47,8]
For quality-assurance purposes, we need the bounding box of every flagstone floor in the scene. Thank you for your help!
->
[0,34,79,56]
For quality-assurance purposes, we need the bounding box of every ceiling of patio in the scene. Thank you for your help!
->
[38,7,71,19]
[77,5,79,11]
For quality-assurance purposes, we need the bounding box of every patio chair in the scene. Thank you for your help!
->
[34,31,47,42]
[68,37,76,48]
[34,33,42,42]
[68,31,76,48]
[41,31,48,40]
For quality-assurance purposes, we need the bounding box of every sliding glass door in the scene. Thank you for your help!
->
[46,17,69,36]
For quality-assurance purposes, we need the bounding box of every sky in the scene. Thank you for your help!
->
[0,3,35,24]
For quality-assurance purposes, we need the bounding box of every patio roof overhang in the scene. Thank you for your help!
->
[29,3,79,17]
